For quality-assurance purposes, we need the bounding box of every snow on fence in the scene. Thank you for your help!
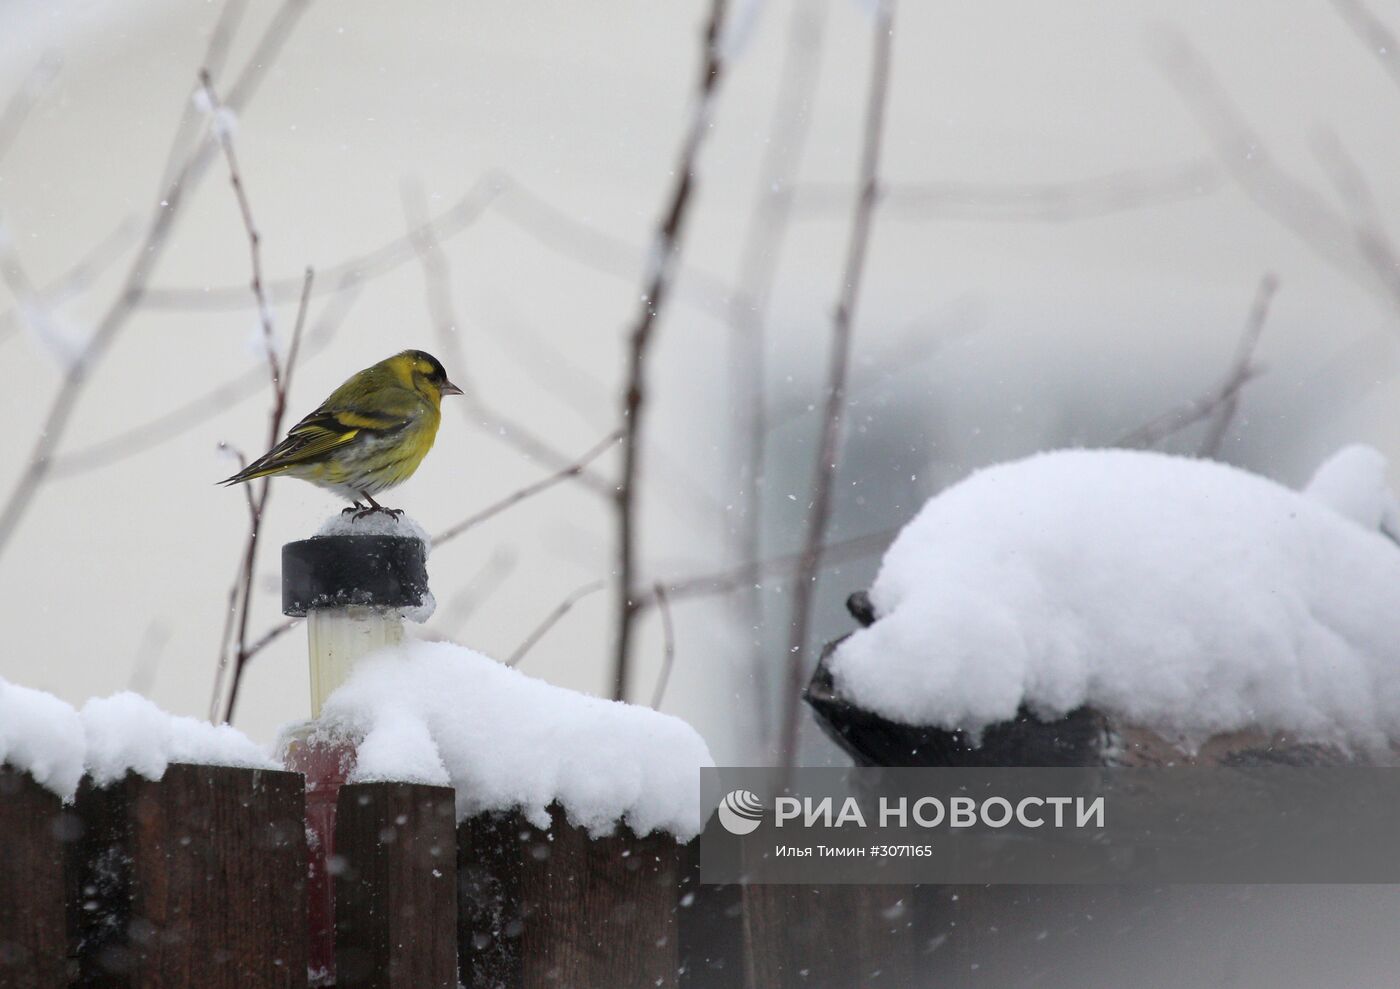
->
[799,446,1400,985]
[5,449,1397,987]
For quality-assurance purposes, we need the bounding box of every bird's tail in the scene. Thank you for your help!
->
[218,459,285,486]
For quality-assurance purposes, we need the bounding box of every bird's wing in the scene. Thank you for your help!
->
[220,405,412,484]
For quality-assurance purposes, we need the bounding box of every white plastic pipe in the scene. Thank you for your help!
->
[306,605,404,718]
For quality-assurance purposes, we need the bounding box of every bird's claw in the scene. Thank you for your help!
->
[351,505,403,522]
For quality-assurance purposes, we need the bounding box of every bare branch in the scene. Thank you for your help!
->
[400,179,613,496]
[210,442,252,721]
[0,216,140,347]
[142,174,505,311]
[221,266,316,726]
[491,176,733,319]
[650,583,677,710]
[507,579,609,668]
[792,160,1222,222]
[0,52,61,166]
[766,301,981,432]
[201,69,281,389]
[1198,274,1280,456]
[156,0,249,193]
[779,0,895,772]
[725,0,829,733]
[234,616,300,673]
[139,172,733,319]
[432,430,622,547]
[634,526,896,610]
[1154,32,1400,317]
[0,0,312,565]
[201,67,302,724]
[1116,274,1278,452]
[1331,0,1400,95]
[49,278,360,477]
[434,547,519,638]
[612,0,731,702]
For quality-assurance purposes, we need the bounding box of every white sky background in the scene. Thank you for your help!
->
[2,0,1400,768]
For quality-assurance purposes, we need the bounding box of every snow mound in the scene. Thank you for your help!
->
[0,680,274,799]
[831,448,1400,751]
[81,692,276,787]
[0,678,85,799]
[317,639,715,839]
[1303,444,1400,539]
[316,510,432,548]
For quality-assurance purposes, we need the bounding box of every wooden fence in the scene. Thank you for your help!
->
[0,760,946,989]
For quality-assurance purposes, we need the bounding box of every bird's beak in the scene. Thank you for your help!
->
[441,379,464,397]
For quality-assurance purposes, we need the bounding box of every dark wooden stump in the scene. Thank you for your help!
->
[334,781,458,989]
[0,767,71,988]
[70,763,307,988]
[458,805,683,989]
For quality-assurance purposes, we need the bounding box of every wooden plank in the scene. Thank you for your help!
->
[71,764,307,988]
[456,811,525,988]
[742,884,916,989]
[521,809,682,988]
[0,767,69,988]
[335,781,458,989]
[677,839,744,989]
[458,805,683,989]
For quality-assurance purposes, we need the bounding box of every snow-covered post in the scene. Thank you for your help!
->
[279,520,433,987]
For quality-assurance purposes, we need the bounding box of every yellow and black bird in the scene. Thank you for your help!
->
[220,349,462,517]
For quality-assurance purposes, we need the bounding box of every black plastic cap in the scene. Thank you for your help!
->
[803,609,1108,768]
[282,535,429,617]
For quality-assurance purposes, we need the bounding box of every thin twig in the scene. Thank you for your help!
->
[140,172,733,319]
[726,0,829,735]
[0,0,312,565]
[156,0,249,193]
[203,68,296,719]
[50,277,360,477]
[1198,274,1280,456]
[240,617,300,668]
[0,52,61,166]
[200,69,280,388]
[432,430,622,547]
[612,0,730,702]
[779,0,895,773]
[400,179,613,496]
[220,267,316,726]
[766,300,981,431]
[634,525,896,610]
[491,176,733,320]
[1330,0,1400,96]
[507,580,609,668]
[792,160,1222,222]
[1116,274,1278,452]
[1154,32,1400,317]
[650,583,677,710]
[0,216,140,346]
[210,443,251,720]
[127,620,171,696]
[435,547,519,638]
